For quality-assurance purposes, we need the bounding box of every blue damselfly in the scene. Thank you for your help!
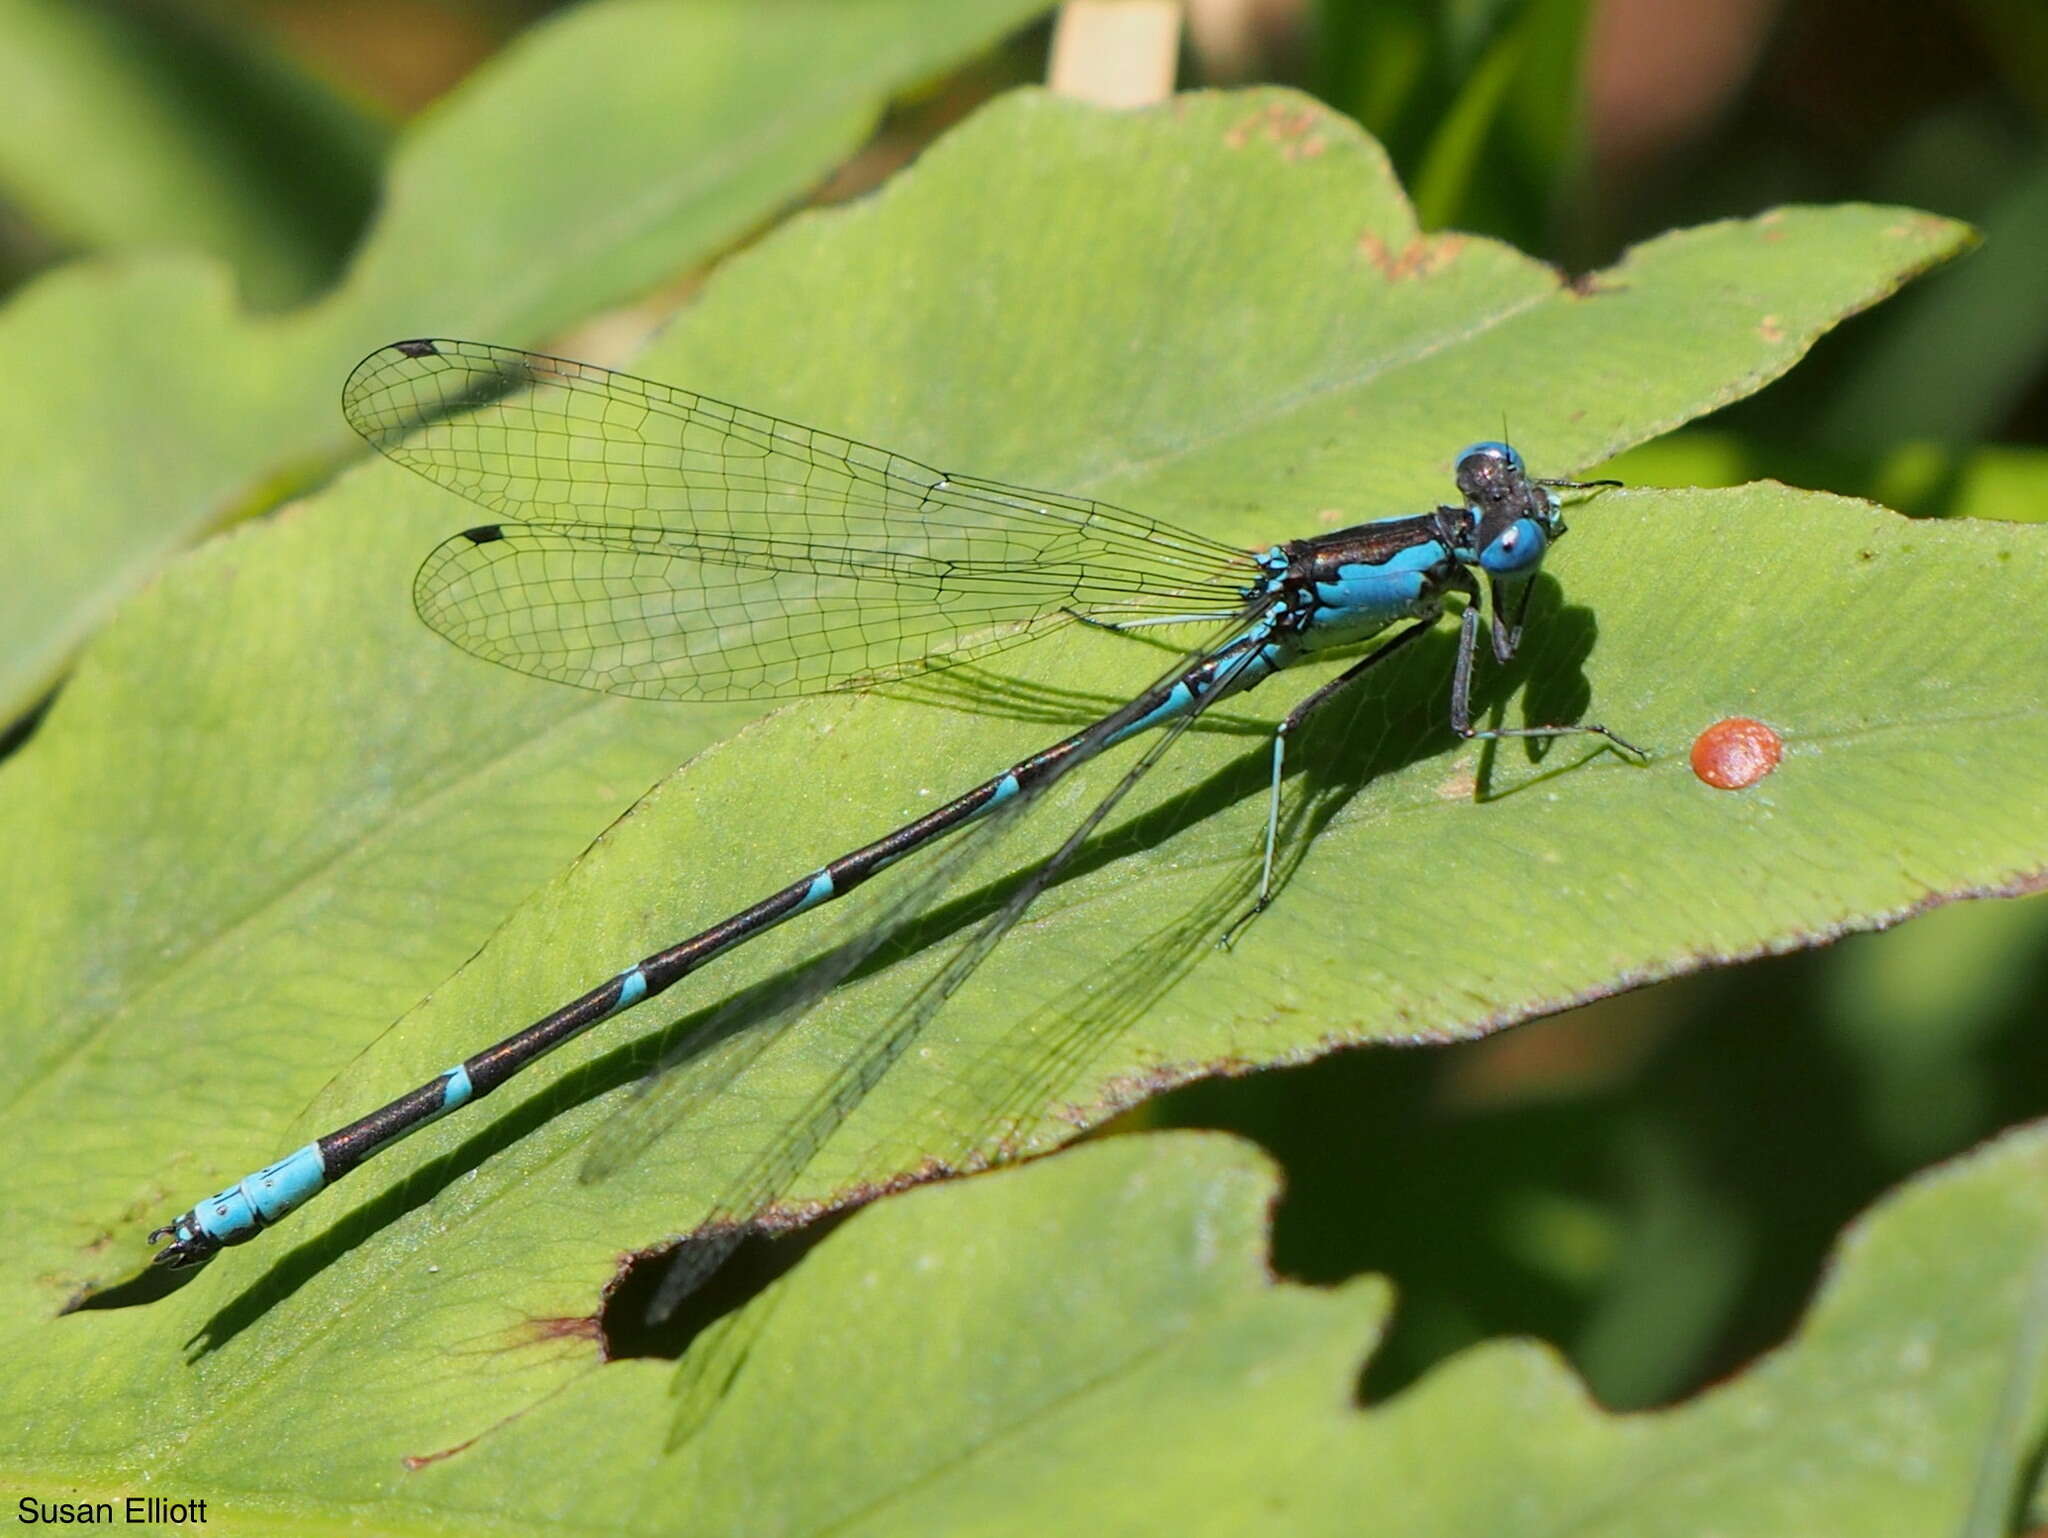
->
[150,339,1638,1292]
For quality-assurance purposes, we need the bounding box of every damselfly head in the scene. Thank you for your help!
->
[1457,441,1561,576]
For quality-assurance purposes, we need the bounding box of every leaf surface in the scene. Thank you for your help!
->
[0,88,2022,1523]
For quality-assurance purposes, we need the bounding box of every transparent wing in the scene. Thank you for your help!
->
[572,604,1275,1319]
[343,339,1258,701]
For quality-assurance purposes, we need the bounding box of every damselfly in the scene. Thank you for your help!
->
[150,339,1639,1285]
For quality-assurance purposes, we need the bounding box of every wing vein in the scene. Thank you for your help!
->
[344,340,1258,701]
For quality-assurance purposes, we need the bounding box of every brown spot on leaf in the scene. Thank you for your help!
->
[1226,100,1328,155]
[404,1435,480,1472]
[1092,1054,1255,1117]
[1357,231,1463,281]
[511,1314,602,1346]
[1436,764,1480,801]
[1758,313,1784,343]
[1886,214,1949,240]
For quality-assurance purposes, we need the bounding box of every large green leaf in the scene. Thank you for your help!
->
[0,0,1052,722]
[1,86,2015,1512]
[19,1121,2047,1529]
[429,1126,2048,1534]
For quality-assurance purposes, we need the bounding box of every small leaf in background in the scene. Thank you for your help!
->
[0,0,1055,723]
[0,0,387,309]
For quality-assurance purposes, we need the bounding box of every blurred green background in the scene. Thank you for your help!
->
[2,0,2042,1418]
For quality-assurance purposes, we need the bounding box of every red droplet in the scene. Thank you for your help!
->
[1691,717,1783,790]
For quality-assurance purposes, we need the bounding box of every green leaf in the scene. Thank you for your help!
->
[0,0,1053,722]
[1411,0,1598,235]
[23,1120,2046,1526]
[1317,0,1597,245]
[1816,145,2048,448]
[460,1124,2046,1534]
[0,86,2009,1510]
[0,0,385,307]
[1597,430,2048,521]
